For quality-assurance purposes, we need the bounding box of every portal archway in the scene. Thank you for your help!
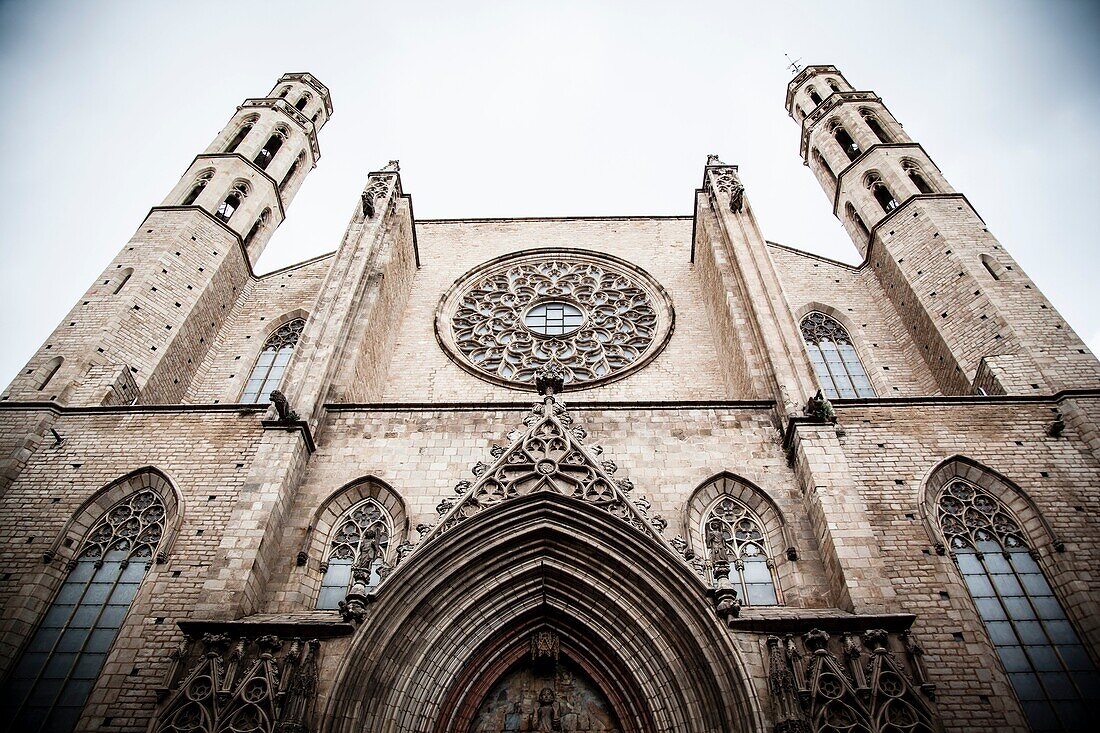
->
[323,491,763,732]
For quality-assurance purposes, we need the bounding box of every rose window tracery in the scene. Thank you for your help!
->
[437,251,674,390]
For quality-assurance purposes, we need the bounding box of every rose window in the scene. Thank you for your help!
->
[436,250,674,390]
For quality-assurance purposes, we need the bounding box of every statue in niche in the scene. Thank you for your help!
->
[705,519,730,563]
[530,686,563,731]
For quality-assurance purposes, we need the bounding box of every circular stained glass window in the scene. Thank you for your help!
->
[435,249,674,391]
[523,301,584,336]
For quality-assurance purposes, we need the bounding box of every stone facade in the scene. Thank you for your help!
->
[0,66,1097,733]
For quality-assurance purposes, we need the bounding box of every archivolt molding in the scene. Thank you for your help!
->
[322,491,765,733]
[917,455,1063,557]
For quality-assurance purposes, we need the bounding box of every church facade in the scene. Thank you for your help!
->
[0,65,1097,733]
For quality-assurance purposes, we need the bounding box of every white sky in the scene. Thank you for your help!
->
[1,0,1098,388]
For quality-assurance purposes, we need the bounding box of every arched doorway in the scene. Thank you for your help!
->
[322,492,763,732]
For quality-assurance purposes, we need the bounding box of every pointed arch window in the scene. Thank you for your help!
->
[801,312,876,399]
[295,93,311,112]
[181,169,214,207]
[253,126,288,171]
[3,489,166,732]
[861,109,893,144]
[279,151,304,192]
[702,497,780,606]
[812,148,836,185]
[241,318,304,403]
[808,86,822,106]
[866,172,899,212]
[215,181,249,223]
[903,159,935,194]
[317,498,393,609]
[846,202,870,243]
[938,480,1096,731]
[224,117,256,154]
[243,208,270,248]
[832,122,861,161]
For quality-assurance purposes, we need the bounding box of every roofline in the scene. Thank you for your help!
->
[415,214,693,224]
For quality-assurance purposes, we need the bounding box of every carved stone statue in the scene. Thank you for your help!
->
[534,363,566,396]
[728,181,745,213]
[706,153,724,166]
[530,687,561,731]
[382,159,400,172]
[804,389,836,423]
[706,520,730,563]
[270,390,300,422]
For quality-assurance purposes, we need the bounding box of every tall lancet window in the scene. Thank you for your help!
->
[702,496,780,606]
[241,318,304,403]
[317,498,393,609]
[938,481,1095,731]
[4,489,166,732]
[800,312,876,399]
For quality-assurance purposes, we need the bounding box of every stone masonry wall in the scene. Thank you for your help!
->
[186,253,333,403]
[836,399,1100,732]
[378,218,731,403]
[768,242,940,396]
[0,407,264,732]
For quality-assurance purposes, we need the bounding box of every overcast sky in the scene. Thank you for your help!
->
[0,0,1097,389]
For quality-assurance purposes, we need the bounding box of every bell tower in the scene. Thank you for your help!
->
[786,65,1099,395]
[1,73,332,406]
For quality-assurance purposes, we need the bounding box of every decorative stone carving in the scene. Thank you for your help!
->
[154,634,323,733]
[406,390,693,581]
[530,630,560,662]
[1047,410,1065,437]
[270,390,300,422]
[436,251,674,390]
[764,626,939,733]
[804,390,836,423]
[707,165,745,213]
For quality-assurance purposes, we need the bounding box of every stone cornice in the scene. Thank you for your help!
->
[188,152,287,221]
[277,72,333,115]
[324,399,777,412]
[799,90,881,158]
[785,64,841,109]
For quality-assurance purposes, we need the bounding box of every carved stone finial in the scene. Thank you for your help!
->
[534,363,566,396]
[416,522,433,538]
[270,390,300,422]
[706,154,723,166]
[803,628,830,652]
[804,390,837,423]
[382,159,400,172]
[862,628,889,653]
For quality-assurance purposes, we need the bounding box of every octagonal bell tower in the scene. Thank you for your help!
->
[785,65,1099,396]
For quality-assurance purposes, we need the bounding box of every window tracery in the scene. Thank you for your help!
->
[317,498,393,610]
[3,489,166,732]
[181,169,214,206]
[800,312,876,399]
[241,318,303,403]
[937,480,1095,731]
[702,496,780,605]
[437,252,673,390]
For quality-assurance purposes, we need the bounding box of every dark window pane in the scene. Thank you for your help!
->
[1045,620,1080,645]
[26,677,62,706]
[1019,573,1054,596]
[98,605,127,627]
[316,586,345,610]
[67,561,96,583]
[85,628,118,654]
[41,652,75,679]
[1004,596,1036,620]
[69,606,100,629]
[27,626,63,653]
[45,704,84,733]
[71,653,107,679]
[990,573,1023,596]
[11,652,49,678]
[956,552,983,574]
[1008,672,1044,700]
[1057,701,1088,729]
[83,583,112,605]
[1056,645,1094,671]
[964,574,996,597]
[975,597,1007,621]
[108,581,140,606]
[1014,620,1047,645]
[42,605,75,628]
[1008,551,1040,574]
[1023,645,1061,672]
[56,627,91,653]
[1021,700,1058,729]
[985,621,1017,645]
[997,646,1030,673]
[746,583,778,606]
[55,582,86,605]
[1041,672,1076,700]
[1032,596,1067,620]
